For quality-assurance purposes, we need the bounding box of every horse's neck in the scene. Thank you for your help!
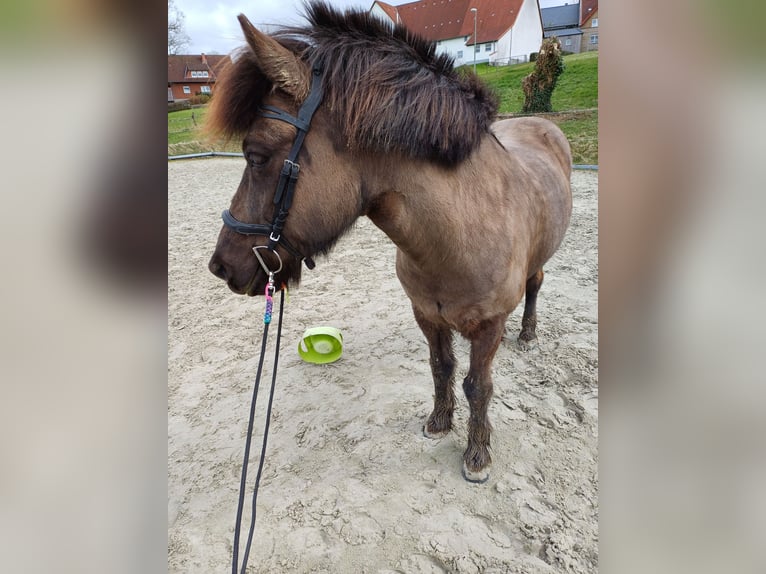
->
[360,141,509,269]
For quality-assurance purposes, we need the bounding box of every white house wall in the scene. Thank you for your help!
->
[436,37,472,66]
[511,0,543,61]
[494,30,512,65]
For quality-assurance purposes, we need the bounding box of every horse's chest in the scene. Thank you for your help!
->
[398,273,457,324]
[397,260,526,333]
[399,277,493,332]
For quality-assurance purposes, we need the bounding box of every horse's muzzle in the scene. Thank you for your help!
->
[208,251,275,296]
[208,256,229,282]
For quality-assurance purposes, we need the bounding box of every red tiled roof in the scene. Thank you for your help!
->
[390,0,471,41]
[580,0,598,26]
[461,0,524,46]
[167,54,229,84]
[378,0,524,45]
[372,1,401,22]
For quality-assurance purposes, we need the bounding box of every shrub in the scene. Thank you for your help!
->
[521,38,565,113]
[168,101,191,113]
[530,52,538,62]
[189,93,211,105]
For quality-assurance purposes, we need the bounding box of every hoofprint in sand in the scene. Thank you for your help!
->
[168,158,598,573]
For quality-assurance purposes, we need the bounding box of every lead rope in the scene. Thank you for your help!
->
[232,272,285,574]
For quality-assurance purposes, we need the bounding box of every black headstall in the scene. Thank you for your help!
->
[221,66,324,270]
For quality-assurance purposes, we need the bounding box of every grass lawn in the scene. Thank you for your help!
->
[472,51,597,113]
[167,107,207,145]
[169,52,598,164]
[167,106,241,155]
[473,51,598,164]
[547,113,598,165]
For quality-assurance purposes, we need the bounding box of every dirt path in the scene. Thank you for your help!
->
[168,158,598,573]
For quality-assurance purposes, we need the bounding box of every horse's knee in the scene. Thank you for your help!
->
[462,375,492,408]
[431,353,455,381]
[462,376,475,400]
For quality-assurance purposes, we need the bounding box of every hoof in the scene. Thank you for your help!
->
[462,462,490,484]
[423,426,449,439]
[517,336,538,351]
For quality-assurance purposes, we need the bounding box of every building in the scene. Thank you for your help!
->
[370,0,544,67]
[580,0,598,51]
[541,2,582,53]
[168,54,228,102]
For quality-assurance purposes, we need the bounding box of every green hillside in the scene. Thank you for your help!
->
[473,51,598,113]
[473,51,598,165]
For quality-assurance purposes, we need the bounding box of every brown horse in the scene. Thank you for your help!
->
[208,2,572,483]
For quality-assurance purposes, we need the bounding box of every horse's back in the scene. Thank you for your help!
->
[490,117,573,275]
[491,116,571,178]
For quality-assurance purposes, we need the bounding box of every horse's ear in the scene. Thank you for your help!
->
[237,14,310,102]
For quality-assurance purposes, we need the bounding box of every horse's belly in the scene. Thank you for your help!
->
[396,253,526,334]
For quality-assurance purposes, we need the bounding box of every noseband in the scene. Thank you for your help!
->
[221,66,324,271]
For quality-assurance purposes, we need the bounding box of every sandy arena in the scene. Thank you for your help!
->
[168,158,598,573]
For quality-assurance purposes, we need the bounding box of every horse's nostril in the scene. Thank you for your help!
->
[208,257,229,281]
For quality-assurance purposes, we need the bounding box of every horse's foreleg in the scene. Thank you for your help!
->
[462,315,505,483]
[413,308,456,439]
[519,269,544,346]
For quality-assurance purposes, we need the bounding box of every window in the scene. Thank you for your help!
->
[565,38,572,46]
[592,18,598,27]
[200,85,211,94]
[484,43,491,52]
[190,70,209,78]
[457,50,463,58]
[183,86,191,94]
[590,34,598,45]
[475,44,480,53]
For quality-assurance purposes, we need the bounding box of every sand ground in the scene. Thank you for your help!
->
[168,158,598,573]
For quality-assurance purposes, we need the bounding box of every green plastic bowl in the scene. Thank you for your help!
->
[298,327,343,364]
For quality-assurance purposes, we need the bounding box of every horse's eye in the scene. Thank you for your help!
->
[247,153,268,168]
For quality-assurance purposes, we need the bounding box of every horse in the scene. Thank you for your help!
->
[207,1,572,483]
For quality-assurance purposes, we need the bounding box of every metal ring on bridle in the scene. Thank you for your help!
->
[252,245,282,276]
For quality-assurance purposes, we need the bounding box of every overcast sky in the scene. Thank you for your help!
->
[175,0,571,55]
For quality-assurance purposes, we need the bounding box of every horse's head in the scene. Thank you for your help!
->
[208,2,499,296]
[207,14,361,296]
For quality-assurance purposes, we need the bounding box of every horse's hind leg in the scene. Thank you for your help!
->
[462,315,505,483]
[519,269,544,347]
[413,308,456,439]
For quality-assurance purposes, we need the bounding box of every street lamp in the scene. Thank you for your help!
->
[470,7,477,73]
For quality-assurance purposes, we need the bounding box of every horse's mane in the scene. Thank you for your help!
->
[209,1,499,165]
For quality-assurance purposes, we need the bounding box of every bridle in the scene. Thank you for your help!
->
[225,68,324,573]
[221,66,324,271]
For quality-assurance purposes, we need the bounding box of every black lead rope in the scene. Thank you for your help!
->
[232,288,285,574]
[226,66,325,574]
